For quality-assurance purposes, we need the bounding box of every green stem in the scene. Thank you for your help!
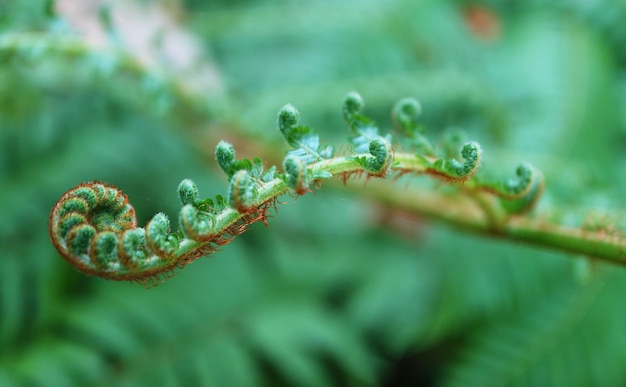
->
[176,152,626,268]
[506,218,626,264]
[349,179,626,267]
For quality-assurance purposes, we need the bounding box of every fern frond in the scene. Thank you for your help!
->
[49,92,626,284]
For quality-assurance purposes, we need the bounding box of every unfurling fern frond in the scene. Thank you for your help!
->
[49,92,626,284]
[49,182,179,282]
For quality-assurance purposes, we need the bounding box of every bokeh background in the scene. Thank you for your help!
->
[2,0,626,386]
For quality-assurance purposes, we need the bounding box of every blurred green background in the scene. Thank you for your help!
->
[1,0,626,386]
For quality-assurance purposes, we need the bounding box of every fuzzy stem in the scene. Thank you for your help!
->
[350,179,626,267]
[50,147,626,286]
[175,153,626,268]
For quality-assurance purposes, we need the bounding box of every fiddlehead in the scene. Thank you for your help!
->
[228,170,259,213]
[51,91,626,283]
[278,103,334,163]
[476,163,537,200]
[469,162,544,214]
[342,92,394,177]
[179,204,214,242]
[498,164,545,214]
[178,178,199,206]
[392,97,422,135]
[49,182,182,281]
[283,155,311,195]
[215,141,269,179]
[365,138,394,176]
[504,163,534,197]
[215,141,239,178]
[392,97,435,156]
[430,141,483,182]
[145,213,178,258]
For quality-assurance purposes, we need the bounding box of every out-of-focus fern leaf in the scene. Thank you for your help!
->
[495,12,620,183]
[245,301,376,387]
[440,268,626,387]
[342,223,574,354]
[0,0,54,31]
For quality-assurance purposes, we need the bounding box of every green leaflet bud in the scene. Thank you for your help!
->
[501,164,544,214]
[503,163,534,197]
[278,103,300,139]
[67,224,96,257]
[392,97,422,135]
[228,170,258,212]
[178,178,198,205]
[57,197,89,218]
[58,213,88,239]
[475,162,541,205]
[179,204,215,241]
[119,228,147,270]
[90,183,107,202]
[440,141,482,180]
[71,186,99,210]
[103,186,124,209]
[215,141,236,178]
[283,155,309,195]
[90,231,119,269]
[366,138,393,176]
[504,163,533,195]
[342,91,365,124]
[146,212,178,258]
[277,103,332,161]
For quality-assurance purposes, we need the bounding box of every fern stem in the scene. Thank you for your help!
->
[49,147,626,285]
[505,219,626,265]
[354,180,626,267]
[180,153,625,271]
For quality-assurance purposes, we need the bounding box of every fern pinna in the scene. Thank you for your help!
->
[49,92,626,285]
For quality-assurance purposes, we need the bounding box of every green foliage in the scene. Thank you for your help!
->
[3,1,626,387]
